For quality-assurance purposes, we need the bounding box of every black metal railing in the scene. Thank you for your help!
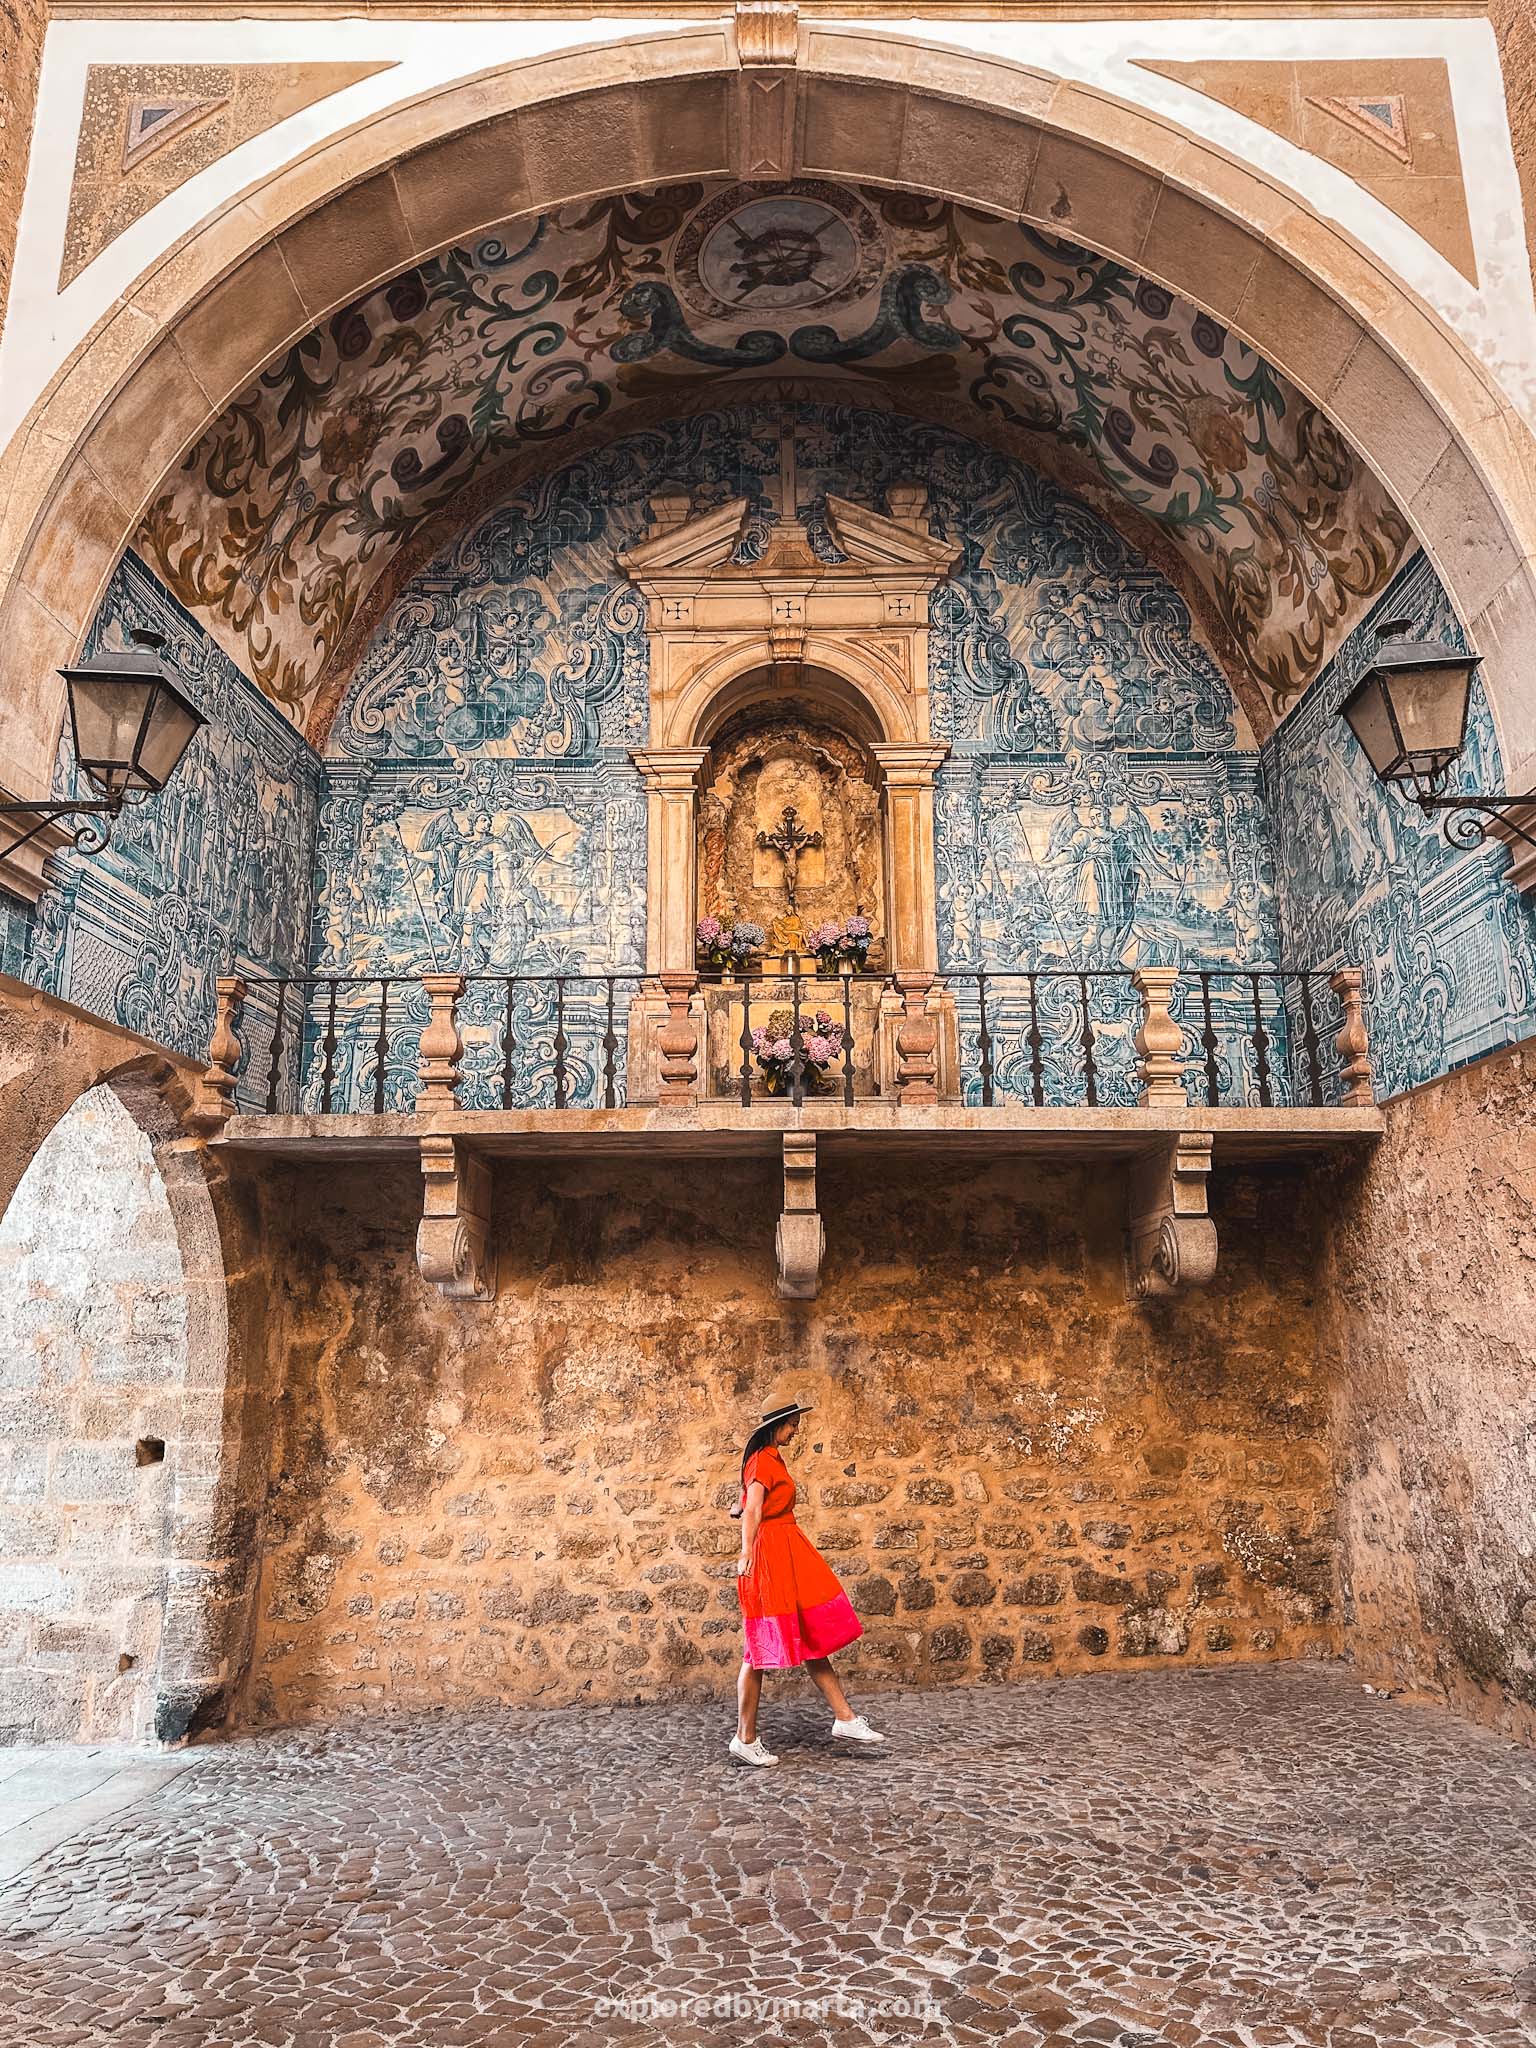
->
[703,962,890,1109]
[943,967,1340,1111]
[216,962,1368,1117]
[232,973,645,1116]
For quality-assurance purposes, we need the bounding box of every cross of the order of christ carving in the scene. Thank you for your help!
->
[757,803,822,910]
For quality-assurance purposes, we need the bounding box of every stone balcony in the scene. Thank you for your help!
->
[192,961,1383,1306]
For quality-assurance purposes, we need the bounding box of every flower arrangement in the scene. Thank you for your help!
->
[696,916,767,972]
[751,1007,846,1095]
[804,912,874,976]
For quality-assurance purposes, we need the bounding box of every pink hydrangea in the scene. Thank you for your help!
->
[805,1034,833,1064]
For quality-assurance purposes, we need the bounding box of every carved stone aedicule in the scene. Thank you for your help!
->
[623,424,957,977]
[699,712,884,961]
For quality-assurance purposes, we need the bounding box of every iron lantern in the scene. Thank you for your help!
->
[1338,617,1478,794]
[59,629,205,798]
[1336,618,1535,856]
[0,629,205,862]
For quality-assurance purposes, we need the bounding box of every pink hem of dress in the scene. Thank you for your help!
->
[743,1594,863,1670]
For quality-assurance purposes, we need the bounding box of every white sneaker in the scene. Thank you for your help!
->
[831,1714,885,1745]
[729,1734,779,1767]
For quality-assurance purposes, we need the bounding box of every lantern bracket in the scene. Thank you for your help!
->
[1409,786,1536,854]
[0,791,138,861]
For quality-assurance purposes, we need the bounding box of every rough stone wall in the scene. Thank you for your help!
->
[243,1153,1338,1725]
[0,1086,190,1742]
[0,0,43,335]
[1321,1041,1536,1745]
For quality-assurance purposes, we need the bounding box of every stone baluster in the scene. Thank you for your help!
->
[657,971,700,1105]
[1330,967,1374,1106]
[190,975,246,1131]
[1132,967,1187,1107]
[895,971,939,1105]
[416,973,465,1111]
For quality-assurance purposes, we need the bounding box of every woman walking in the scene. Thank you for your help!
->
[730,1397,885,1766]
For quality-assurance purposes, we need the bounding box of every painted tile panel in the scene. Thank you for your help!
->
[313,403,1289,1108]
[23,551,322,1067]
[1264,550,1536,1098]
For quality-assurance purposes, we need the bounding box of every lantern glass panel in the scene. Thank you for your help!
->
[71,676,155,794]
[1341,673,1403,781]
[1383,660,1471,770]
[135,687,203,790]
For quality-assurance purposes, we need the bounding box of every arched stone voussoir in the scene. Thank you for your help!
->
[2,24,1534,802]
[0,978,206,1225]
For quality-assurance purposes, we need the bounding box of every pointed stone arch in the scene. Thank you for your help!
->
[1,18,1533,870]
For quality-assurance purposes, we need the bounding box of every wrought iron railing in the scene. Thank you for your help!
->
[231,973,645,1116]
[196,961,1374,1121]
[946,967,1347,1110]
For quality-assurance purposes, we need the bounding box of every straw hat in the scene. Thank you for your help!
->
[758,1396,814,1427]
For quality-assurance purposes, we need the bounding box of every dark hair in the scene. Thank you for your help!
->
[730,1417,790,1517]
[740,1419,782,1480]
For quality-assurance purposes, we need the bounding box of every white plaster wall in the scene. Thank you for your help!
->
[0,1083,189,1743]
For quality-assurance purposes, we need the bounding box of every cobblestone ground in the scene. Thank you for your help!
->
[2,1665,1536,2047]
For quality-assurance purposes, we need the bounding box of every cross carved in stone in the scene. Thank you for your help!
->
[756,804,822,910]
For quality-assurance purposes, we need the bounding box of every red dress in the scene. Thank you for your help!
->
[736,1445,862,1669]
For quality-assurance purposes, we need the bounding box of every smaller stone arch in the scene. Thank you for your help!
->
[699,687,887,966]
[0,987,260,1745]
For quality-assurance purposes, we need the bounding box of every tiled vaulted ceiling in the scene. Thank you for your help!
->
[137,179,1412,742]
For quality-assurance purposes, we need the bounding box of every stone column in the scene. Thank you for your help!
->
[871,744,948,974]
[631,748,709,977]
[1132,968,1186,1107]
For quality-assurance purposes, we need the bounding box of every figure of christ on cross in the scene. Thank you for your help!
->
[756,804,823,912]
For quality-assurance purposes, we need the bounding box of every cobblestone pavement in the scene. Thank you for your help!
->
[2,1664,1536,2047]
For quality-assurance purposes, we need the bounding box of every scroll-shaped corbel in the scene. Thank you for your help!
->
[775,1131,824,1299]
[417,1134,494,1301]
[1126,1133,1217,1299]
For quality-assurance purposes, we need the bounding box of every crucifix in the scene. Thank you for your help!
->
[757,803,822,911]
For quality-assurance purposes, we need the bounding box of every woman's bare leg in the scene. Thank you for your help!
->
[736,1662,764,1742]
[803,1656,853,1720]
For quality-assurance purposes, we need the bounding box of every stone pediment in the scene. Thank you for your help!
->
[620,497,750,577]
[619,489,958,592]
[822,495,957,576]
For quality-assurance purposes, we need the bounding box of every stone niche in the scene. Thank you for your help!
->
[698,709,885,960]
[695,707,895,1101]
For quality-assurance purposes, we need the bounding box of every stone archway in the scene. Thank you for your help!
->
[0,985,267,1744]
[0,18,1533,854]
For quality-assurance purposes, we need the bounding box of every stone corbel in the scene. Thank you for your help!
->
[417,1134,494,1302]
[1125,1133,1217,1300]
[775,1131,824,1300]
